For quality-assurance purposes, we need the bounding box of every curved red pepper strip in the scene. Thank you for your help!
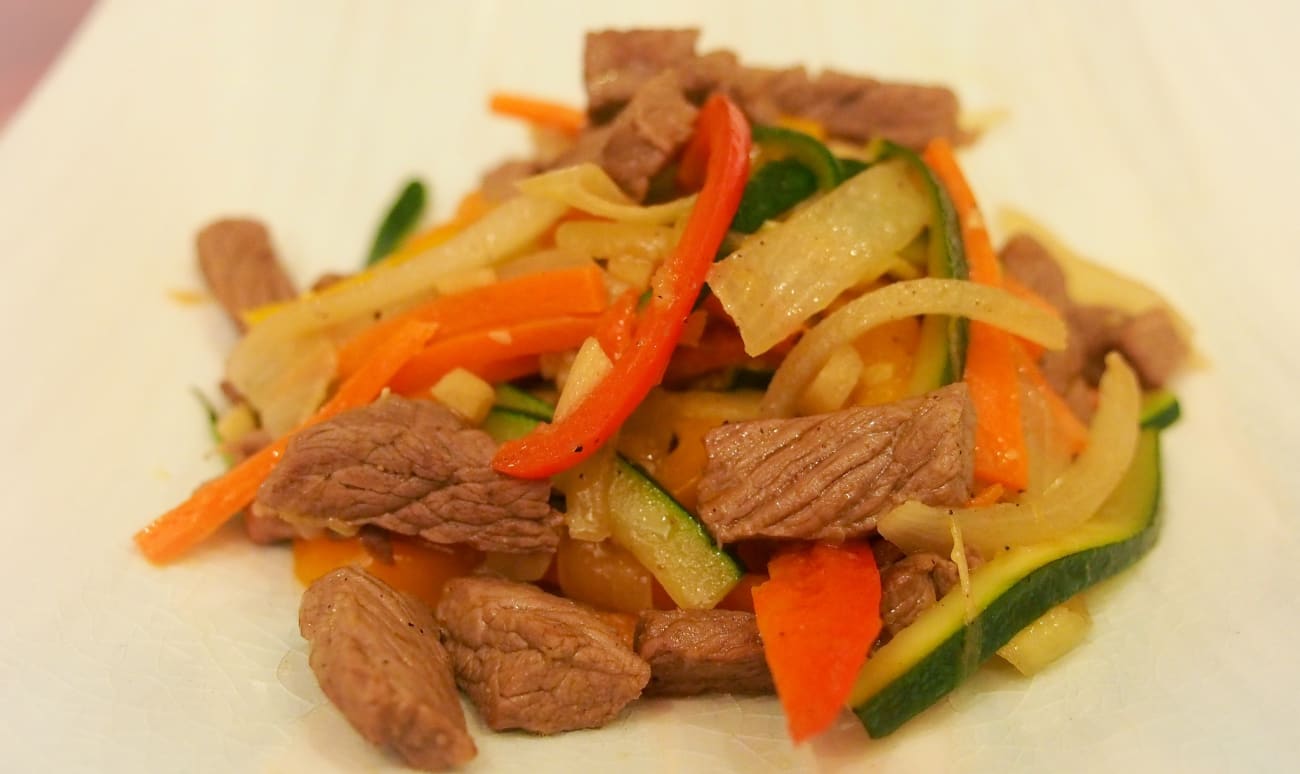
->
[492,94,752,479]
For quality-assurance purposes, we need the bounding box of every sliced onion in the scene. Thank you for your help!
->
[708,159,930,356]
[517,163,696,225]
[227,194,567,434]
[878,353,1141,556]
[761,278,1067,418]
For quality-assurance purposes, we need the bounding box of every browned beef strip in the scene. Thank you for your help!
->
[1000,234,1071,313]
[879,553,961,638]
[480,159,541,203]
[634,609,773,697]
[299,567,476,771]
[584,28,700,119]
[697,383,975,543]
[253,396,561,553]
[1115,308,1188,389]
[435,576,650,734]
[196,218,297,332]
[556,70,699,201]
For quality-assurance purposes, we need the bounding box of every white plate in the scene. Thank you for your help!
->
[3,1,1299,771]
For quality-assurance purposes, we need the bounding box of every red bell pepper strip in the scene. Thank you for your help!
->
[752,542,882,743]
[492,94,752,479]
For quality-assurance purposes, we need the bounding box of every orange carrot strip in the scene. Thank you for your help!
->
[336,264,608,378]
[134,320,438,564]
[967,482,1006,507]
[489,92,587,136]
[1011,340,1089,455]
[716,572,767,613]
[752,542,882,743]
[924,138,1028,491]
[389,315,600,396]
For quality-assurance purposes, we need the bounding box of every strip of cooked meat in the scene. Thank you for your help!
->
[195,218,296,332]
[435,576,650,734]
[299,567,475,771]
[697,383,975,543]
[635,609,773,696]
[253,396,561,553]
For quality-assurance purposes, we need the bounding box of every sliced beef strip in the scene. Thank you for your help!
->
[634,609,773,697]
[435,576,650,734]
[697,383,975,543]
[555,70,699,201]
[879,549,984,640]
[253,395,561,553]
[1115,308,1189,389]
[299,567,476,771]
[1000,233,1071,313]
[584,28,701,120]
[196,218,297,332]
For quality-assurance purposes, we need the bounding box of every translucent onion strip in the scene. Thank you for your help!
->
[760,278,1067,418]
[878,353,1141,556]
[709,159,930,356]
[227,194,567,434]
[517,163,696,225]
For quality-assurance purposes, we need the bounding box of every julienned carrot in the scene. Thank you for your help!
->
[1011,340,1089,455]
[752,543,882,743]
[134,320,439,565]
[923,138,1028,491]
[492,94,752,479]
[489,92,587,136]
[336,264,609,378]
[389,315,600,396]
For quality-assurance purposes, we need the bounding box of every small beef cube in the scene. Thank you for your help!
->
[584,28,700,119]
[635,609,773,697]
[436,576,650,734]
[299,568,475,771]
[1114,308,1189,389]
[196,218,297,332]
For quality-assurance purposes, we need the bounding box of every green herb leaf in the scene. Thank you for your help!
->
[365,179,427,267]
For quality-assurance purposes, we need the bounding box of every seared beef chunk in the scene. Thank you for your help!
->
[635,609,773,697]
[299,568,476,771]
[242,509,305,544]
[196,218,296,332]
[556,70,698,201]
[435,576,650,734]
[584,28,701,119]
[697,384,975,543]
[879,552,962,638]
[1000,234,1189,419]
[582,28,961,151]
[253,396,561,553]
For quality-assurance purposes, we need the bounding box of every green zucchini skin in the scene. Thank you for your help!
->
[730,125,845,234]
[365,179,426,267]
[852,430,1163,737]
[879,141,970,394]
[481,390,742,608]
[1139,389,1181,430]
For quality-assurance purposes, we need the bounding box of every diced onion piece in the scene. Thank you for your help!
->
[215,402,257,445]
[997,595,1092,676]
[762,278,1067,418]
[949,517,976,625]
[558,443,616,542]
[606,253,656,291]
[429,367,495,425]
[709,159,930,356]
[878,353,1141,556]
[518,163,697,224]
[554,221,677,262]
[228,194,567,433]
[796,345,864,415]
[554,337,613,422]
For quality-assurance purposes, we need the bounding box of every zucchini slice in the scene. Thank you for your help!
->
[849,429,1163,736]
[1139,388,1181,430]
[482,388,743,609]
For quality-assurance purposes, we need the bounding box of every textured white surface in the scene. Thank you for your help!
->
[1,0,1298,771]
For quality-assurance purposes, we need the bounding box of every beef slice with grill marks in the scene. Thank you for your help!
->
[196,218,297,332]
[299,567,476,771]
[253,396,561,553]
[634,609,773,697]
[697,383,975,543]
[435,576,650,734]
